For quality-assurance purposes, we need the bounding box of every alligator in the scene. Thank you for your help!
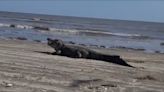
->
[47,38,133,67]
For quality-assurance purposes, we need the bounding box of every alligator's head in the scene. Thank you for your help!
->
[47,38,64,50]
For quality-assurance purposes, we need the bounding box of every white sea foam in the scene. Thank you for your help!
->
[16,24,33,29]
[78,30,142,37]
[0,23,33,29]
[0,22,146,38]
[49,28,145,38]
[49,28,79,34]
[48,28,141,37]
[0,23,10,27]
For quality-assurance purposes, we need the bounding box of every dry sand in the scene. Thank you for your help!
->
[0,38,164,92]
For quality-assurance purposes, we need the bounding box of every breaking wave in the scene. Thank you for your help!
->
[79,30,141,37]
[50,29,152,39]
[0,22,152,39]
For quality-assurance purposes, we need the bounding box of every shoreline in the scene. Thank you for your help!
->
[1,35,164,54]
[0,22,164,54]
[0,38,164,91]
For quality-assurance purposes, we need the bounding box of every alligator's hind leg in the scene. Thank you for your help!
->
[77,51,82,58]
[75,51,82,58]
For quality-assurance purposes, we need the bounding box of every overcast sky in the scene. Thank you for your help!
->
[0,0,164,23]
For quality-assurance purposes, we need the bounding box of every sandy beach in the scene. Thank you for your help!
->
[0,38,164,92]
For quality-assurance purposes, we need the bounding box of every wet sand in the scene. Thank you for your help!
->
[0,38,164,92]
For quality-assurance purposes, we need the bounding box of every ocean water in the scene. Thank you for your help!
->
[0,11,164,53]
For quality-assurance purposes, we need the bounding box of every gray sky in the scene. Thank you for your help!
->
[0,0,164,23]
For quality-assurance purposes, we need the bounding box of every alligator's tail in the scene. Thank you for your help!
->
[89,53,134,67]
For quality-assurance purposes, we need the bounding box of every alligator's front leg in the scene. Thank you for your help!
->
[52,50,61,55]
